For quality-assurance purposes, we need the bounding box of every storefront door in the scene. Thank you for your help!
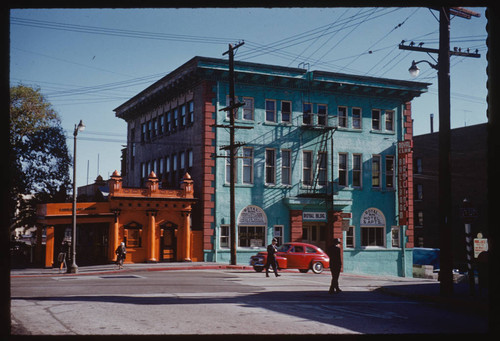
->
[302,223,327,250]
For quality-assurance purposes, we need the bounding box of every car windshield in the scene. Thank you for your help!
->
[277,244,292,252]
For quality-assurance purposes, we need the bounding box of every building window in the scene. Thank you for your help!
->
[303,103,312,125]
[187,149,193,175]
[166,111,171,133]
[372,155,381,188]
[152,118,158,138]
[141,123,146,142]
[353,154,362,188]
[243,147,253,184]
[385,155,394,188]
[415,158,423,174]
[385,110,394,131]
[360,208,386,247]
[243,97,254,120]
[361,226,384,247]
[415,184,423,200]
[273,225,284,246]
[416,211,424,227]
[265,149,276,185]
[265,100,276,123]
[225,150,236,184]
[338,153,348,187]
[281,101,292,123]
[372,109,381,130]
[238,226,265,247]
[180,104,186,128]
[338,106,348,128]
[345,226,355,248]
[281,149,291,186]
[124,223,143,248]
[391,226,401,248]
[180,151,185,174]
[159,115,164,135]
[302,151,313,186]
[318,152,327,186]
[318,104,327,126]
[220,225,230,248]
[188,101,194,124]
[352,107,362,129]
[173,108,178,130]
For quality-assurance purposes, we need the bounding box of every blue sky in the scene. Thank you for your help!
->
[10,7,488,188]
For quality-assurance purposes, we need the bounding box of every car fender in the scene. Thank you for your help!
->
[310,257,329,268]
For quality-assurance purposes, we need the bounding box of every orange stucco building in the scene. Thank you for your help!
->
[36,171,201,268]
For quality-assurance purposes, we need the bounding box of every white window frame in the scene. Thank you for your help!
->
[281,101,292,123]
[242,97,254,121]
[391,226,401,248]
[303,103,312,125]
[372,109,381,131]
[345,225,355,249]
[352,153,362,188]
[385,110,394,132]
[238,225,266,248]
[281,149,292,186]
[385,155,395,189]
[265,148,276,185]
[338,106,348,128]
[302,150,313,186]
[273,225,284,246]
[338,152,348,187]
[317,104,327,126]
[242,147,254,184]
[372,155,381,188]
[352,107,362,130]
[265,99,277,123]
[318,151,328,186]
[220,224,230,249]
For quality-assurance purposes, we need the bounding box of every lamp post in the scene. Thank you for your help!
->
[68,120,85,273]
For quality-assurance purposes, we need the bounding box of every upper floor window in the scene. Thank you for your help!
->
[338,153,348,187]
[385,110,394,131]
[243,97,254,120]
[281,149,291,185]
[265,100,276,123]
[281,101,292,123]
[302,151,313,186]
[303,103,312,125]
[188,101,194,124]
[318,104,327,126]
[372,155,381,188]
[265,149,276,185]
[243,147,254,184]
[338,106,348,128]
[372,109,381,131]
[352,107,362,129]
[385,155,395,188]
[353,154,362,188]
[318,152,327,186]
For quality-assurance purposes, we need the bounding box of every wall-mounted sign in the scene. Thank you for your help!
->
[238,205,267,225]
[303,212,327,221]
[360,208,386,226]
[398,140,411,226]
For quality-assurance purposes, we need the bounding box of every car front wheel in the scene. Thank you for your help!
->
[311,262,324,274]
[253,266,264,272]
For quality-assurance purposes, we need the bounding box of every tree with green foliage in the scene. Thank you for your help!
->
[9,85,71,231]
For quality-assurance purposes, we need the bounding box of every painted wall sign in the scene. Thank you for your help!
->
[303,212,327,221]
[360,208,386,226]
[398,140,411,226]
[238,205,267,225]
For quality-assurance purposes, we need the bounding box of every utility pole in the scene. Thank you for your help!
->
[399,7,480,296]
[217,42,247,265]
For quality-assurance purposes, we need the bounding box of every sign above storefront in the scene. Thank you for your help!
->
[238,205,267,225]
[303,212,327,221]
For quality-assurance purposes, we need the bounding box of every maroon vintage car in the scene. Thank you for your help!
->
[249,242,330,274]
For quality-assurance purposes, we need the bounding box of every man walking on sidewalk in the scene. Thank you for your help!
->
[265,238,280,277]
[327,238,342,294]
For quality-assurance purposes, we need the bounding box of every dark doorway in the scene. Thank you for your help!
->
[160,222,177,262]
[76,223,109,266]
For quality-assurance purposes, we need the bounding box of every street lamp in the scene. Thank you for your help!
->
[69,120,85,273]
[408,60,438,78]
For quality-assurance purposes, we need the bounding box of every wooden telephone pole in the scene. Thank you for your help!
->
[399,7,480,296]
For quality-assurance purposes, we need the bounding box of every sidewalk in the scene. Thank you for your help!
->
[11,262,489,315]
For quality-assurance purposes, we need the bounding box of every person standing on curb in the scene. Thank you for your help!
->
[115,242,126,269]
[265,238,280,277]
[327,238,342,294]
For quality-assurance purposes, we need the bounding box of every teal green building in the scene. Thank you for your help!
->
[115,57,429,277]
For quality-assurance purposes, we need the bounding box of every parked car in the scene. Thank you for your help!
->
[250,242,330,274]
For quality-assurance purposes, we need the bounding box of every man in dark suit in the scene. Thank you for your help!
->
[327,238,342,294]
[265,238,280,277]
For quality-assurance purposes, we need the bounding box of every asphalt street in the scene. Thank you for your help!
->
[10,267,489,335]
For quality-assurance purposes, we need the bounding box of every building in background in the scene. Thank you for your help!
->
[114,56,429,276]
[412,123,488,270]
